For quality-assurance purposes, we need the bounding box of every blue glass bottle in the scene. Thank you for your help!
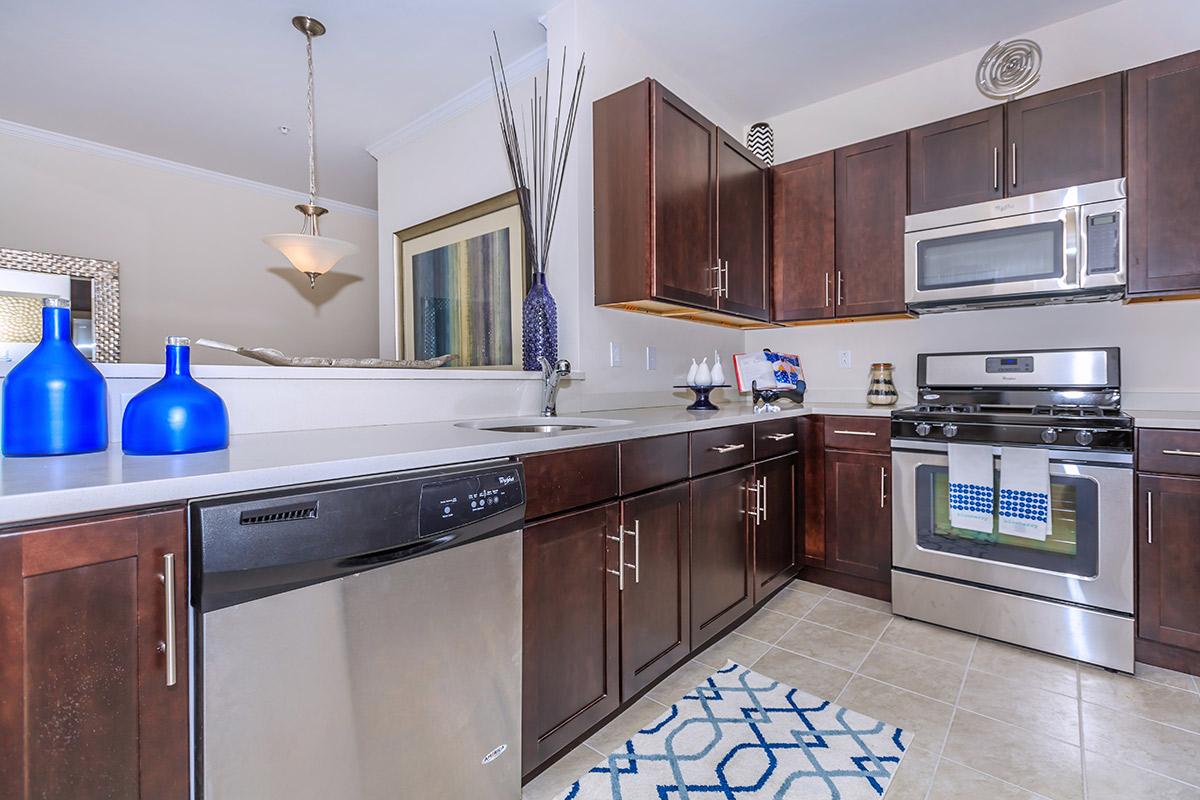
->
[522,271,558,370]
[2,297,108,456]
[122,337,229,455]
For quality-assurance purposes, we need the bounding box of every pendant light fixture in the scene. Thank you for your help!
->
[263,16,358,289]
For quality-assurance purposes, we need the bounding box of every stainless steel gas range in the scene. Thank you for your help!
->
[890,347,1134,672]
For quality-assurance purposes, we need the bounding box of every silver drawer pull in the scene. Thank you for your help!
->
[624,520,640,584]
[1162,449,1200,458]
[159,553,177,688]
[710,443,746,454]
[607,532,625,591]
[765,433,795,442]
[833,429,876,437]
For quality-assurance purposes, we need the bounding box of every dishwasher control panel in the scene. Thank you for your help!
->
[418,466,524,538]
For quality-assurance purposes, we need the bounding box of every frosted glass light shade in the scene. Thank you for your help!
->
[263,233,359,277]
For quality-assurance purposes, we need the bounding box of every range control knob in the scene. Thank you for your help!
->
[1075,430,1094,446]
[915,422,932,437]
[1041,427,1059,444]
[943,423,959,438]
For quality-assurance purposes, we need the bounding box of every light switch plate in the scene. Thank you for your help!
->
[609,341,622,367]
[645,346,656,370]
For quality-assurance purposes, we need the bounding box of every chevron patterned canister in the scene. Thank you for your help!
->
[746,122,774,165]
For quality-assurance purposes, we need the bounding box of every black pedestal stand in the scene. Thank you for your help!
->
[751,380,806,406]
[674,384,731,411]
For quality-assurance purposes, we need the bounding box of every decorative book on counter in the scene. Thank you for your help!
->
[1,297,107,456]
[122,337,229,455]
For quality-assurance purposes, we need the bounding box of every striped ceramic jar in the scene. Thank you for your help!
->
[867,362,898,406]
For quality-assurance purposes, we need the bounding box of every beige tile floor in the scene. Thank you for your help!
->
[522,578,1200,800]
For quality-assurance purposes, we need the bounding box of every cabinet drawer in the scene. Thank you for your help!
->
[690,425,754,476]
[1138,428,1200,477]
[620,434,688,495]
[520,444,619,519]
[754,417,799,460]
[823,416,891,453]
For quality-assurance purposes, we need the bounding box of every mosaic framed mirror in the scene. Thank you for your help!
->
[0,248,121,363]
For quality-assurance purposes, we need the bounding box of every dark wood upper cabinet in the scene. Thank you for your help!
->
[909,106,1004,213]
[690,466,754,649]
[771,151,836,321]
[618,484,691,701]
[753,454,798,603]
[1138,474,1200,653]
[522,503,621,776]
[0,509,189,800]
[1127,50,1200,297]
[824,450,892,583]
[1007,73,1123,197]
[835,132,908,318]
[716,130,769,320]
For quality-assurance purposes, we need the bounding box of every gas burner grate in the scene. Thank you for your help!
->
[1031,404,1121,418]
[914,403,981,414]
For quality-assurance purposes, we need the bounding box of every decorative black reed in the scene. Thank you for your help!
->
[490,35,586,284]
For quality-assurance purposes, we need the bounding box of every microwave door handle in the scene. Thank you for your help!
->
[1064,207,1081,287]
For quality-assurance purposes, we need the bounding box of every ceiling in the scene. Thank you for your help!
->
[1,0,1121,210]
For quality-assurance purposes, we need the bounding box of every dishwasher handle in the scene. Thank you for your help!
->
[337,533,457,569]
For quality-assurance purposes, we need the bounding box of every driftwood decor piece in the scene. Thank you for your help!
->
[195,339,456,369]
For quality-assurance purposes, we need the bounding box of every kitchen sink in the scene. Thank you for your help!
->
[456,416,631,434]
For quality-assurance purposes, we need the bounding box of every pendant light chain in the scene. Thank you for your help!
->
[304,30,318,235]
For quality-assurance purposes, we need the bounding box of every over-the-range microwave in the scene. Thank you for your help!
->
[904,178,1126,314]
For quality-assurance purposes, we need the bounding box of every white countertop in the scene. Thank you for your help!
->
[1127,409,1200,430]
[0,401,889,527]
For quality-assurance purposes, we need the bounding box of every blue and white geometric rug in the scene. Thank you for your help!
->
[560,662,912,799]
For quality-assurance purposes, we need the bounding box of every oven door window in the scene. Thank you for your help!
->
[915,464,1099,578]
[917,221,1064,291]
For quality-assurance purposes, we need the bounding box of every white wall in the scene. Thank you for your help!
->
[0,124,379,365]
[749,0,1200,409]
[376,0,748,411]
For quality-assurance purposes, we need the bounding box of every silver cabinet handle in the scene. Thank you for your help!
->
[833,429,876,437]
[836,270,844,306]
[722,260,730,299]
[759,477,767,522]
[880,467,888,508]
[1011,142,1017,187]
[710,259,722,297]
[710,443,745,454]
[765,432,795,441]
[824,272,830,308]
[1163,449,1200,458]
[624,520,640,584]
[993,146,999,191]
[607,530,625,591]
[1146,491,1153,545]
[159,553,177,688]
[745,481,762,524]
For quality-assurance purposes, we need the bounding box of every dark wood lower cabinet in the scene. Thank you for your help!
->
[619,484,691,700]
[753,454,797,603]
[0,508,189,800]
[824,449,892,584]
[522,503,621,776]
[690,466,754,650]
[1138,474,1200,655]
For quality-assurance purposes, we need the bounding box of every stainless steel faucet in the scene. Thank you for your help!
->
[539,356,572,417]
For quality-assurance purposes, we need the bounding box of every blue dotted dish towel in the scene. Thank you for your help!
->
[998,446,1051,541]
[948,443,996,534]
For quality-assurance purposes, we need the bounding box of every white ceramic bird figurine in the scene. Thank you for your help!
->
[711,351,725,385]
[695,357,712,387]
[687,358,699,386]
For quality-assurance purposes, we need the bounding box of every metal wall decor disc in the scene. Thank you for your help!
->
[976,38,1043,100]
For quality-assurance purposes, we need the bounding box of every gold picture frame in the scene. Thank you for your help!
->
[393,191,527,369]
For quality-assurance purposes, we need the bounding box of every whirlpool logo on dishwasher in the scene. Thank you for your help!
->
[482,743,508,765]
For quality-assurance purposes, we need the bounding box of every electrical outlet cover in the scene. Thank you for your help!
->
[838,351,852,369]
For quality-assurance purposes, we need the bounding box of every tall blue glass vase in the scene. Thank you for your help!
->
[521,271,558,371]
[2,297,107,456]
[121,337,229,455]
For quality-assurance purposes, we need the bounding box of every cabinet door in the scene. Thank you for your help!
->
[652,83,718,309]
[771,152,835,321]
[717,130,769,320]
[753,454,798,603]
[690,466,754,649]
[1138,475,1200,652]
[0,509,188,800]
[909,106,1004,213]
[1127,51,1200,296]
[835,132,908,317]
[1007,73,1123,197]
[619,484,691,701]
[522,503,621,775]
[825,451,891,582]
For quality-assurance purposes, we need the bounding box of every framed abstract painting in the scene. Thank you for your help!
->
[393,191,526,368]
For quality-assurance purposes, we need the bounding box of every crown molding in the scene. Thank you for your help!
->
[366,44,548,160]
[0,117,377,218]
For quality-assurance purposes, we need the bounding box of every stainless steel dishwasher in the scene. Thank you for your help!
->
[190,460,524,800]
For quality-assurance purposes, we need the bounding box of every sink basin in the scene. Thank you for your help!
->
[455,416,631,434]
